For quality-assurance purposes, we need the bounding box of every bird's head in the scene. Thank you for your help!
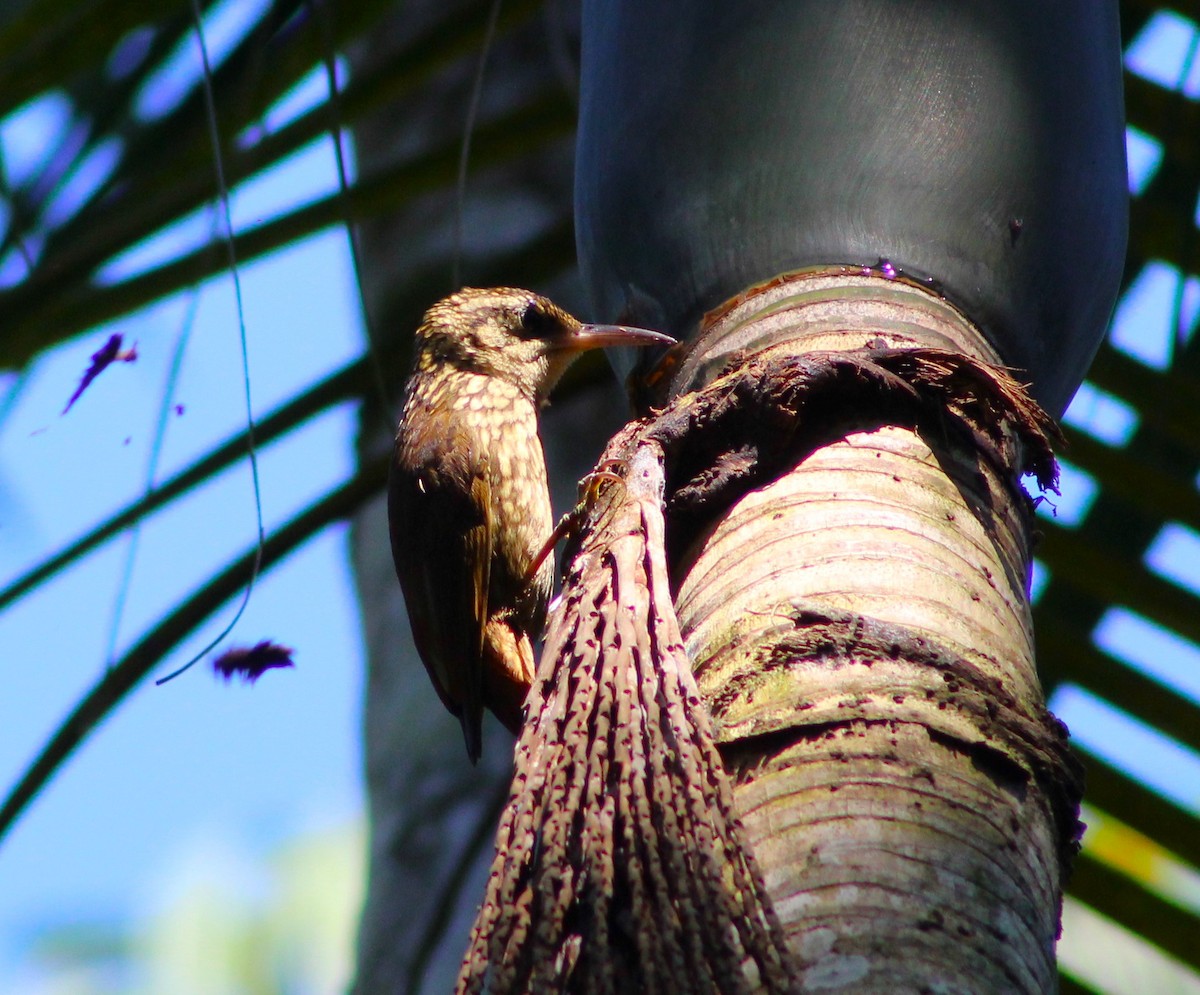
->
[413,287,673,401]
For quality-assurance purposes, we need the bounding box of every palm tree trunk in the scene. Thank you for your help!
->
[565,2,1125,987]
[666,272,1080,991]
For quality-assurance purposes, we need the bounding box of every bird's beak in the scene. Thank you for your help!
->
[558,323,676,352]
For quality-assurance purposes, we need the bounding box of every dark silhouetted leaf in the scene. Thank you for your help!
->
[62,333,137,414]
[212,641,295,684]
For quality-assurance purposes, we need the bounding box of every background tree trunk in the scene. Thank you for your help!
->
[346,4,618,990]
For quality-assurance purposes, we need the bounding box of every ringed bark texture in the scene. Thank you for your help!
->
[661,272,1081,993]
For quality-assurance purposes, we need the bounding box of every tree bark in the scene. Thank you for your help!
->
[662,271,1082,991]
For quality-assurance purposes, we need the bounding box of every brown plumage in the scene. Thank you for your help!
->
[388,287,673,761]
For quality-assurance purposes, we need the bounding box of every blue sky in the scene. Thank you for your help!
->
[0,10,367,984]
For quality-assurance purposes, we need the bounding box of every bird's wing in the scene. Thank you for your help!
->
[462,465,492,758]
[388,434,491,761]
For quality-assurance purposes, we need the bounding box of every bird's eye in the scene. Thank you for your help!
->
[518,301,562,340]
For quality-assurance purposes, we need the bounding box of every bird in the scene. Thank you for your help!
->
[388,287,674,762]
